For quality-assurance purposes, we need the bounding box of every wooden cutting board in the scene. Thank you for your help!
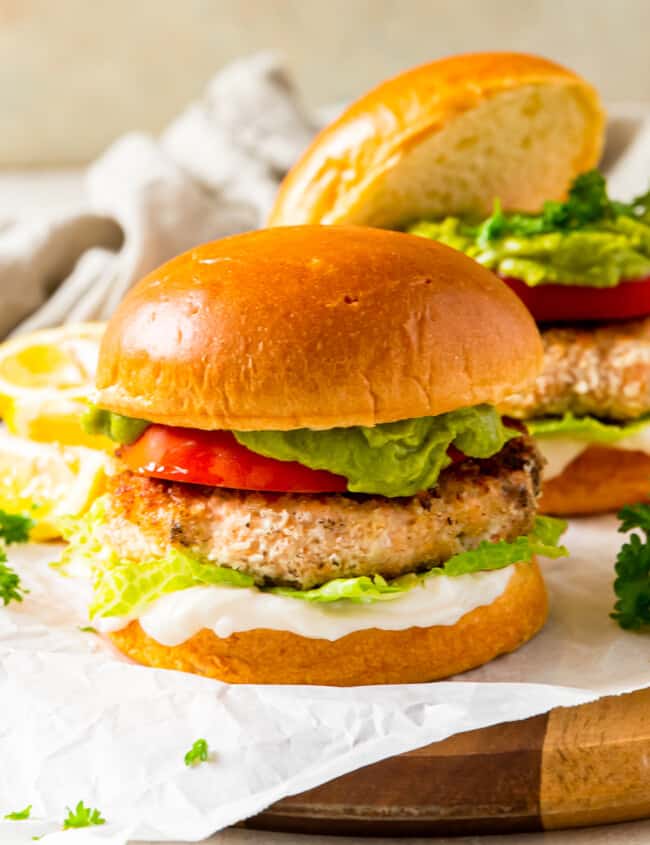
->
[244,688,650,836]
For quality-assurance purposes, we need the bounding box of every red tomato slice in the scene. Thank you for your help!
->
[501,275,650,322]
[120,425,349,493]
[446,445,467,464]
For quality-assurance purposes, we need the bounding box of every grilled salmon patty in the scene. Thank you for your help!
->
[95,435,542,589]
[502,315,650,421]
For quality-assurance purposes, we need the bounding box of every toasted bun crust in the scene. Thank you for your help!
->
[96,226,542,431]
[540,446,650,516]
[108,560,547,685]
[268,52,604,229]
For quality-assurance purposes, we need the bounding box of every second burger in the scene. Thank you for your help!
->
[268,51,650,515]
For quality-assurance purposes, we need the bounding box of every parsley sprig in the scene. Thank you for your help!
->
[611,503,650,629]
[0,510,33,607]
[4,804,31,820]
[0,563,26,606]
[0,511,33,545]
[62,800,106,829]
[476,170,650,246]
[184,738,209,767]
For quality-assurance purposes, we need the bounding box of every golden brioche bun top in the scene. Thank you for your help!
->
[96,225,543,431]
[269,52,605,229]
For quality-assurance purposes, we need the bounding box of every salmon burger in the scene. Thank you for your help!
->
[61,225,566,685]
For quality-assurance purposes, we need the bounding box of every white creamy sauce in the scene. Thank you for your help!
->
[537,438,588,480]
[538,424,650,480]
[96,566,515,644]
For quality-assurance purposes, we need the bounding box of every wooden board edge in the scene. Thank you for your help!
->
[245,712,549,836]
[541,687,650,830]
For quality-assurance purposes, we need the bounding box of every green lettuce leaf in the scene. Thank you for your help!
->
[528,413,650,444]
[78,404,516,498]
[81,406,150,445]
[270,574,405,603]
[90,550,254,619]
[59,503,566,617]
[235,404,517,497]
[408,171,650,288]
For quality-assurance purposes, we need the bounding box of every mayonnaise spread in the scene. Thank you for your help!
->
[96,565,515,644]
[538,424,650,480]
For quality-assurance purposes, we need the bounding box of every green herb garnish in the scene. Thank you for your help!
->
[0,562,26,606]
[477,170,650,244]
[4,804,31,820]
[184,738,209,767]
[0,509,33,607]
[62,801,106,829]
[0,511,33,545]
[611,503,650,629]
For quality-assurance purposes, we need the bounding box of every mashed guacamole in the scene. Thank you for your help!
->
[409,171,650,287]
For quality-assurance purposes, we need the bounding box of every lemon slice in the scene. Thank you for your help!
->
[0,323,112,450]
[0,429,115,540]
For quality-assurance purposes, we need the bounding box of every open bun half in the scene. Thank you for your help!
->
[268,52,604,229]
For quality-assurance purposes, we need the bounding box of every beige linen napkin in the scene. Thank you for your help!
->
[0,52,316,338]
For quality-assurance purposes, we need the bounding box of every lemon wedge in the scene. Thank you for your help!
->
[0,323,112,450]
[0,429,115,540]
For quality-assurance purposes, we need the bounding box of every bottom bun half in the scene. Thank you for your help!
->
[109,560,547,685]
[540,446,650,516]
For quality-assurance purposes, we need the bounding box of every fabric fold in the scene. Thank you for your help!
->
[2,52,318,338]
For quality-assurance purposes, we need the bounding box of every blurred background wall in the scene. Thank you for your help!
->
[1,0,649,166]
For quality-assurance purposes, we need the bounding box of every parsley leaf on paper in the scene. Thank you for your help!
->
[4,804,31,820]
[611,503,650,630]
[0,509,33,607]
[184,738,209,767]
[62,801,106,829]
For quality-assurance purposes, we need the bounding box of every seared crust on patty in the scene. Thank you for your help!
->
[97,435,541,589]
[501,315,650,421]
